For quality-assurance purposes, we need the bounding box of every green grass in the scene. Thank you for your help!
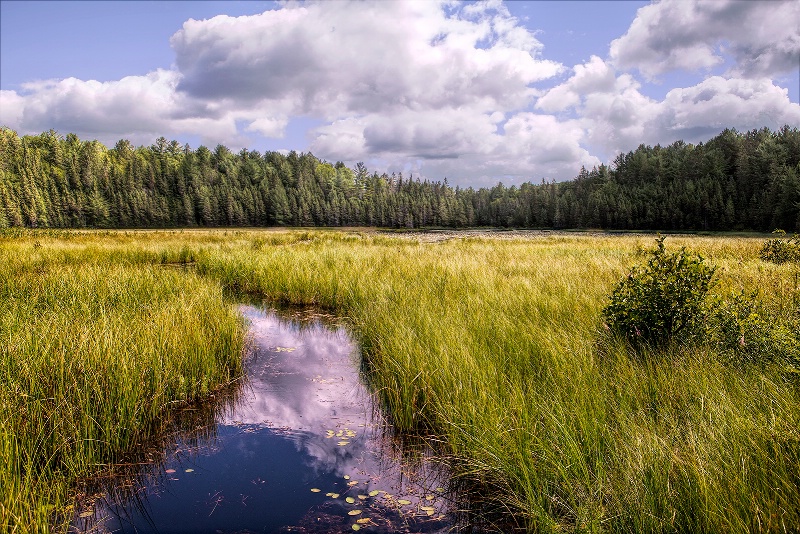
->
[1,229,798,533]
[0,231,245,532]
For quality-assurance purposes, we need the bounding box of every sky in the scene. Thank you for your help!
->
[1,0,798,187]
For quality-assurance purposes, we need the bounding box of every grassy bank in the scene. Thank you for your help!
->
[198,231,799,532]
[0,231,245,532]
[2,229,798,532]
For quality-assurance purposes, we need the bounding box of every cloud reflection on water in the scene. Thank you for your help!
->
[228,306,383,476]
[75,305,453,534]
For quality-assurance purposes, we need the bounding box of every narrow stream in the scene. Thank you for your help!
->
[71,305,456,534]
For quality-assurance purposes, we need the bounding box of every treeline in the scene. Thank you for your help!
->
[0,125,798,231]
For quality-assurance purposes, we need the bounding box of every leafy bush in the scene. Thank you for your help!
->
[759,229,800,264]
[602,237,716,348]
[708,289,800,369]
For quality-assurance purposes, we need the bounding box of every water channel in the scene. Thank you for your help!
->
[70,304,458,534]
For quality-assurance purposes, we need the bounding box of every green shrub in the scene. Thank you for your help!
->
[708,290,800,369]
[759,229,800,264]
[602,237,716,348]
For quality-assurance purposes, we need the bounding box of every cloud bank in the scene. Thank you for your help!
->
[1,0,798,185]
[610,0,800,78]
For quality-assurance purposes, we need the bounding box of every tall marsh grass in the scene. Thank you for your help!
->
[2,229,798,532]
[0,231,244,532]
[196,231,800,532]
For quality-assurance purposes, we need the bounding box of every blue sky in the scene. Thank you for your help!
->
[1,0,798,186]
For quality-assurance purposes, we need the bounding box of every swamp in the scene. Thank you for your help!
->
[1,228,798,533]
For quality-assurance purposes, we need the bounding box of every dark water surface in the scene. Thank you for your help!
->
[71,305,455,534]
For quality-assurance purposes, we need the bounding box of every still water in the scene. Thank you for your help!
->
[71,305,455,534]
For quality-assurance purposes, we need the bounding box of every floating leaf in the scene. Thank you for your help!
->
[368,490,379,497]
[352,525,361,531]
[343,475,350,480]
[358,494,367,500]
[165,469,176,474]
[184,468,194,473]
[356,518,371,524]
[337,440,350,446]
[436,487,444,492]
[78,511,93,518]
[330,493,340,499]
[326,492,334,497]
[310,488,321,493]
[426,509,435,516]
[397,499,411,505]
[425,494,434,501]
[420,506,435,512]
[348,510,362,516]
[347,481,358,486]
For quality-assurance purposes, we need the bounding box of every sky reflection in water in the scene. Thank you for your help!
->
[74,305,453,534]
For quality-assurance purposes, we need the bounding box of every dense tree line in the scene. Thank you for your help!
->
[0,126,797,231]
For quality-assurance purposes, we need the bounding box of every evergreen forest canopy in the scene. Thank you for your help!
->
[0,125,798,231]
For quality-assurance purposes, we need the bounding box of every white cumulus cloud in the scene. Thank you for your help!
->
[170,0,562,118]
[537,56,800,156]
[657,76,800,137]
[610,0,800,78]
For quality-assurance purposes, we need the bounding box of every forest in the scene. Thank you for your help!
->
[0,125,798,231]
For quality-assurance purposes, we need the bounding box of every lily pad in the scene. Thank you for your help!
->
[368,490,380,497]
[352,525,361,531]
[345,497,355,504]
[397,499,411,505]
[310,488,321,493]
[348,510,362,516]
